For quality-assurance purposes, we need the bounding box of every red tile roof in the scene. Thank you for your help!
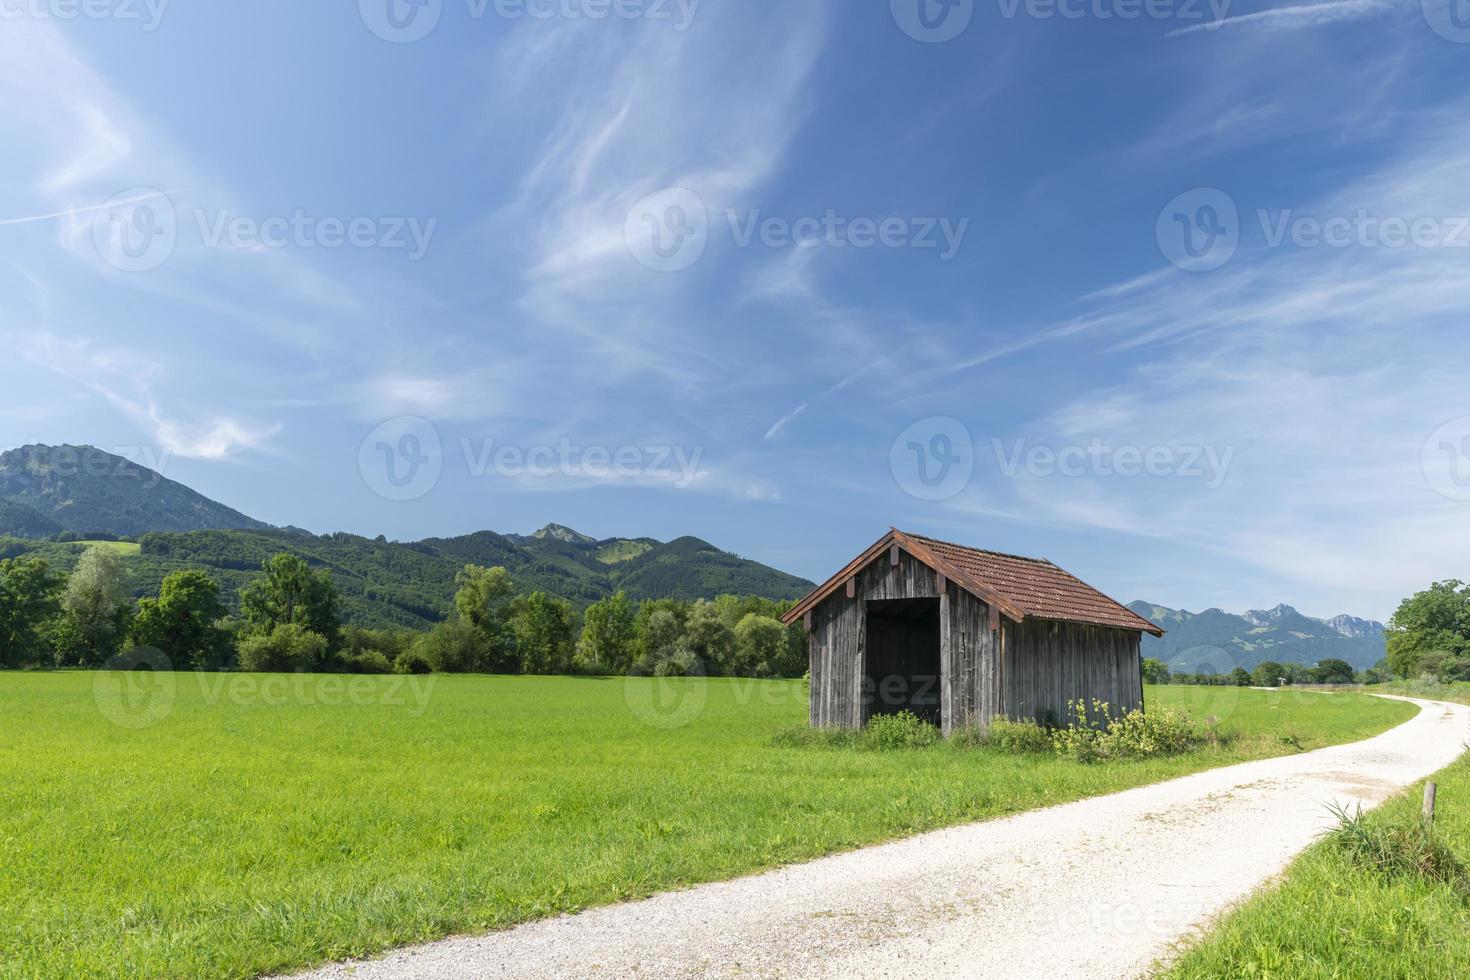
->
[782,529,1164,636]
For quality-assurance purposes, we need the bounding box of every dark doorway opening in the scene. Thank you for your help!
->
[864,597,941,727]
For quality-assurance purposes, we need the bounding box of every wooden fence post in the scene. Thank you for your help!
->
[1424,782,1438,826]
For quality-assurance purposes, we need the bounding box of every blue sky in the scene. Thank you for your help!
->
[3,0,1469,621]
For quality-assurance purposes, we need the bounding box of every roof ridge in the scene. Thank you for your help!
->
[898,530,1055,566]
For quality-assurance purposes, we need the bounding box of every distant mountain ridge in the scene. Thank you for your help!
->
[1129,600,1387,673]
[0,444,813,627]
[0,445,267,536]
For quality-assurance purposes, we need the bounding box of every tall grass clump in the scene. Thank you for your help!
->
[861,710,941,750]
[1327,802,1470,899]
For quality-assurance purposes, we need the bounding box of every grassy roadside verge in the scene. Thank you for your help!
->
[0,676,1416,979]
[1165,747,1470,978]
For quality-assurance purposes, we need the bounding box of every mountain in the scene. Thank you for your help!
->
[0,521,812,630]
[0,499,64,538]
[0,445,268,537]
[1129,600,1387,673]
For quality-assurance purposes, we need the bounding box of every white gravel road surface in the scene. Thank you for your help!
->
[295,695,1467,980]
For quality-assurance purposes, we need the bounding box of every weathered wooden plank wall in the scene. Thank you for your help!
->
[999,619,1142,725]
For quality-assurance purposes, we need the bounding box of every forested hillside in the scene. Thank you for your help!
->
[0,525,813,630]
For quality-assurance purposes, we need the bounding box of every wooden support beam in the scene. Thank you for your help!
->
[890,543,900,567]
[845,577,856,599]
[988,606,1000,631]
[936,571,947,594]
[803,610,813,632]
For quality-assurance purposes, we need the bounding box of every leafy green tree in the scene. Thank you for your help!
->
[454,564,514,633]
[1141,658,1171,685]
[732,613,786,677]
[0,557,64,668]
[130,570,232,669]
[237,623,327,673]
[683,600,735,674]
[1229,667,1252,687]
[576,590,635,673]
[58,545,132,666]
[411,619,488,673]
[1251,661,1285,688]
[240,554,342,652]
[509,592,575,674]
[1386,581,1470,678]
[629,600,683,669]
[1311,658,1355,685]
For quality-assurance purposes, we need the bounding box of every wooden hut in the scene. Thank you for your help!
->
[780,529,1164,734]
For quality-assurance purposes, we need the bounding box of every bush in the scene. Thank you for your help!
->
[862,711,940,750]
[411,620,487,673]
[1051,699,1203,763]
[987,717,1052,754]
[342,651,393,674]
[237,624,328,673]
[393,649,435,675]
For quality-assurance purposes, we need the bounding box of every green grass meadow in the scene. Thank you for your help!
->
[0,674,1415,978]
[1167,752,1470,979]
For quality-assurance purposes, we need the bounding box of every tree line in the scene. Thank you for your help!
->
[0,548,806,678]
[1141,657,1370,688]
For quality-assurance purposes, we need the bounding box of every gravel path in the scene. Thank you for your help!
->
[295,696,1467,980]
